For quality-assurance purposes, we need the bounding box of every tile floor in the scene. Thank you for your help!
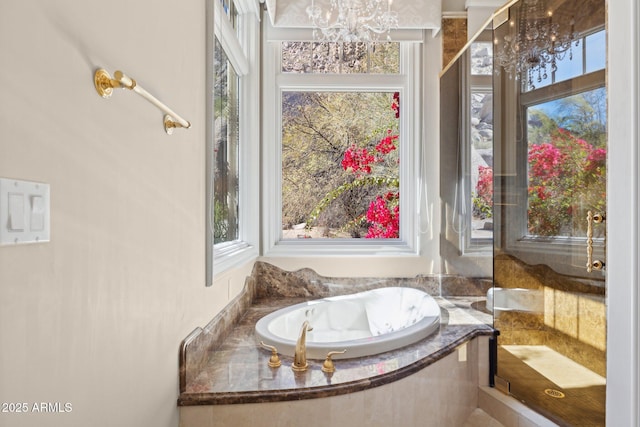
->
[463,408,506,427]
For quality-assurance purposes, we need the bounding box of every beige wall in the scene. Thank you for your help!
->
[1,0,637,426]
[0,2,444,425]
[0,1,252,426]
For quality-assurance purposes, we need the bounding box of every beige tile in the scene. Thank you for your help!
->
[478,336,490,387]
[478,387,561,427]
[478,387,520,427]
[362,384,395,426]
[516,406,561,427]
[179,406,212,427]
[463,408,506,427]
[326,390,365,425]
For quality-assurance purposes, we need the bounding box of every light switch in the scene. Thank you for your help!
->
[8,193,25,231]
[1,178,50,245]
[31,195,45,231]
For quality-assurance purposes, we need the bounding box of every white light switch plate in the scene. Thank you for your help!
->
[0,178,50,245]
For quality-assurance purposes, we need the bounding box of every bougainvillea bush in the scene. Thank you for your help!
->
[527,127,606,236]
[473,127,606,238]
[365,192,399,238]
[473,165,493,220]
[307,93,400,238]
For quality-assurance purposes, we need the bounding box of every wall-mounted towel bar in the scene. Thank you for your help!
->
[93,68,191,134]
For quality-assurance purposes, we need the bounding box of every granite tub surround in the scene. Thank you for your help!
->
[252,261,492,299]
[181,337,489,427]
[178,262,494,407]
[179,274,257,395]
[440,275,493,297]
[251,261,443,298]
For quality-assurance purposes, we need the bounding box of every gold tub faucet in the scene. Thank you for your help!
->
[292,320,313,372]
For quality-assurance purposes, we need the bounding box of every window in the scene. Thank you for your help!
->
[213,36,240,244]
[282,90,400,239]
[468,39,494,248]
[206,0,260,283]
[448,33,494,255]
[263,37,420,255]
[501,27,607,275]
[439,26,495,275]
[521,29,606,240]
[218,0,238,26]
[281,42,400,74]
[525,86,606,238]
[523,30,607,92]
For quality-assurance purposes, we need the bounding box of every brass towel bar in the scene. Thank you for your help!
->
[93,68,191,134]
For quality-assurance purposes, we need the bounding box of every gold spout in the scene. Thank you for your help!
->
[292,320,313,372]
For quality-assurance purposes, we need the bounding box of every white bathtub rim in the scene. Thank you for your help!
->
[255,287,441,360]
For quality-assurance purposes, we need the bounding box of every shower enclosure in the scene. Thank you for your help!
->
[441,0,607,424]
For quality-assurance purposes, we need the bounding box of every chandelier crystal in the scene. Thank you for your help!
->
[306,0,399,43]
[493,0,579,89]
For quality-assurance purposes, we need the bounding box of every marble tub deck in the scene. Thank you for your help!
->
[178,295,494,406]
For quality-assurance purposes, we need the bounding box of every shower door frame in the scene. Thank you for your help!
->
[605,0,640,425]
[491,0,609,424]
[477,1,639,425]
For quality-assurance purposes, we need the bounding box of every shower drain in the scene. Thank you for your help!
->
[544,388,566,398]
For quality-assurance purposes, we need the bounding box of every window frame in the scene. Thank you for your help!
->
[262,36,422,257]
[462,36,494,254]
[503,66,606,277]
[206,0,260,285]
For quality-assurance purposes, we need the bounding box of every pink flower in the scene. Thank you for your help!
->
[365,193,399,238]
[476,165,493,206]
[586,148,606,171]
[392,92,400,119]
[375,130,398,155]
[528,143,564,179]
[342,145,375,175]
[537,187,547,200]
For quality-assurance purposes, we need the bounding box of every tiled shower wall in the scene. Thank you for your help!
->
[494,254,606,376]
[442,18,468,68]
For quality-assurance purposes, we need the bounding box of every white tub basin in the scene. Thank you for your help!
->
[255,287,441,360]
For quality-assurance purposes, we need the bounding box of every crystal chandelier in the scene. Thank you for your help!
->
[493,0,578,89]
[306,0,399,43]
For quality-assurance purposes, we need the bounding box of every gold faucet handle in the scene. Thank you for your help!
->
[321,350,347,373]
[260,341,282,368]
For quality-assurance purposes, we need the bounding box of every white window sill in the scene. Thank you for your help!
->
[212,241,258,277]
[264,239,418,257]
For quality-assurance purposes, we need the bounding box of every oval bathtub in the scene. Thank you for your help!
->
[255,287,441,360]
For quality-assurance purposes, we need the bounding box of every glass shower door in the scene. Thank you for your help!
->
[492,0,607,425]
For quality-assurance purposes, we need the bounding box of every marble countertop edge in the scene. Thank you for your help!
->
[177,327,493,406]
